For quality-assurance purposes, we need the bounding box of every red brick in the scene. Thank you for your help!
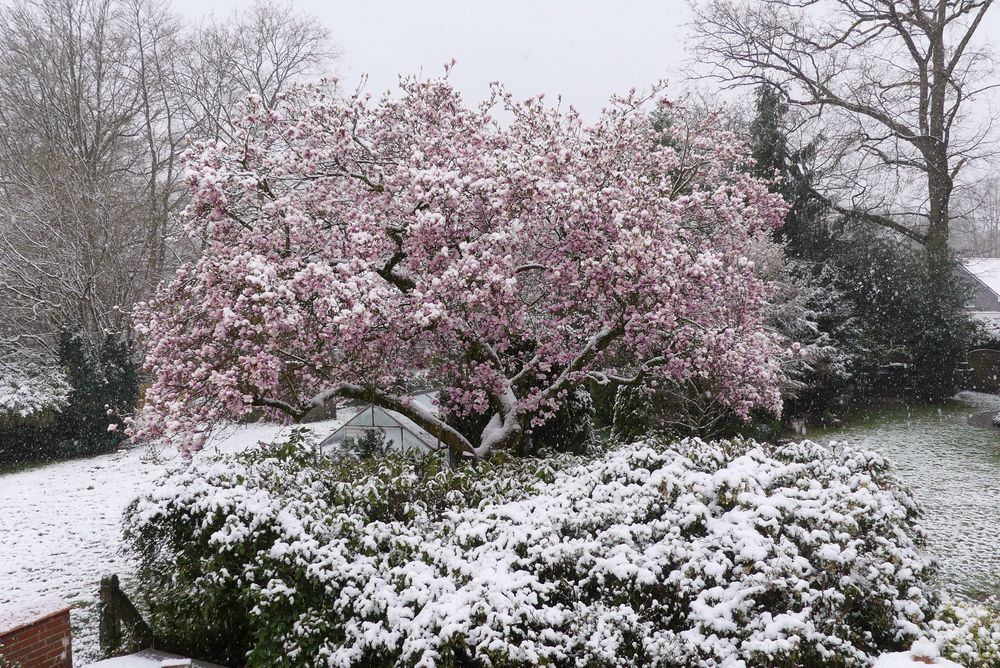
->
[0,600,72,668]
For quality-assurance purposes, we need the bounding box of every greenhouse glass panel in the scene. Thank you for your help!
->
[371,406,402,427]
[401,429,431,453]
[318,403,440,455]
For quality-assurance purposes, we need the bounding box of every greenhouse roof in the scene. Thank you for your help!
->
[319,394,441,455]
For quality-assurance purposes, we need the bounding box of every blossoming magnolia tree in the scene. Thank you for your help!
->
[134,71,788,459]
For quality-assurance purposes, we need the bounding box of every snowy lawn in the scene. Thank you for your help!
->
[0,418,344,666]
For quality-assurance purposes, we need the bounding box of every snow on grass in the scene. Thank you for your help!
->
[0,418,344,666]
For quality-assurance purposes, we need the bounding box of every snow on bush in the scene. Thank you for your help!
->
[931,601,1000,667]
[971,315,1000,349]
[0,362,70,421]
[126,433,937,667]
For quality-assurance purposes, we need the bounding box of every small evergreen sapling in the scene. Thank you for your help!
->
[342,428,391,459]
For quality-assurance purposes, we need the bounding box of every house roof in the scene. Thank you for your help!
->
[963,257,1000,298]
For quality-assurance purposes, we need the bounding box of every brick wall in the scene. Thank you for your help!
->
[0,599,72,668]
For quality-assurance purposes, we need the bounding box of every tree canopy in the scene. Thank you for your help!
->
[134,74,788,459]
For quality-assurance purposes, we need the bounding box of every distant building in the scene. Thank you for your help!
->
[960,258,1000,341]
[962,258,1000,309]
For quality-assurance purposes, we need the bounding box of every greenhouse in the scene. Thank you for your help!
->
[318,403,441,455]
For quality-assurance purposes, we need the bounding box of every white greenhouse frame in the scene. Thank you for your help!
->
[318,403,442,456]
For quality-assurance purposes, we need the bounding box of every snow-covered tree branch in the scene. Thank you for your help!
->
[133,73,788,458]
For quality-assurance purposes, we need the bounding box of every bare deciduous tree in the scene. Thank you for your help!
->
[0,0,338,359]
[177,0,338,144]
[692,0,997,258]
[951,176,1000,256]
[0,0,153,351]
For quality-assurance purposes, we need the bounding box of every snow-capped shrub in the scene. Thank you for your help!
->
[0,362,72,469]
[1,330,140,468]
[0,362,70,421]
[971,316,1000,349]
[991,412,1000,429]
[125,432,937,667]
[932,601,1000,667]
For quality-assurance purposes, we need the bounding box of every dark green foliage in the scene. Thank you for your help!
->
[443,387,596,456]
[779,262,861,420]
[748,83,972,407]
[833,238,974,401]
[526,387,594,454]
[749,85,829,259]
[55,327,111,456]
[586,379,618,429]
[342,428,390,459]
[99,334,142,427]
[0,327,140,468]
[0,421,52,469]
[611,384,652,442]
[612,381,738,442]
[54,327,140,456]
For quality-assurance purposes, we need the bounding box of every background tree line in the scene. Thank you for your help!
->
[3,0,998,464]
[0,0,338,465]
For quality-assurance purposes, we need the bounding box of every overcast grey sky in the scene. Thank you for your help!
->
[171,0,693,118]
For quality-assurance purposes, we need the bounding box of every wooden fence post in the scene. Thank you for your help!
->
[98,574,155,657]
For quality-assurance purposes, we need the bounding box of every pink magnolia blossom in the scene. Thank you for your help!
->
[133,72,788,459]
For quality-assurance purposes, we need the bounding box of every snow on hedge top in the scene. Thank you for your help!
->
[129,436,937,667]
[0,363,70,419]
[875,642,963,668]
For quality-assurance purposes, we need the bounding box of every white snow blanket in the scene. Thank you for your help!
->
[875,640,963,667]
[0,419,344,665]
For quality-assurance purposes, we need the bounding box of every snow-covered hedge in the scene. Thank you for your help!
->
[932,601,1000,667]
[126,433,937,667]
[0,363,70,421]
[971,316,1000,349]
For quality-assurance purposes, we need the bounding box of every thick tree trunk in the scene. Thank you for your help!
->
[926,156,952,261]
[926,15,952,264]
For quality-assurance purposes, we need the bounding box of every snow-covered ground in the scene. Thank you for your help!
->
[813,391,1000,598]
[0,418,344,666]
